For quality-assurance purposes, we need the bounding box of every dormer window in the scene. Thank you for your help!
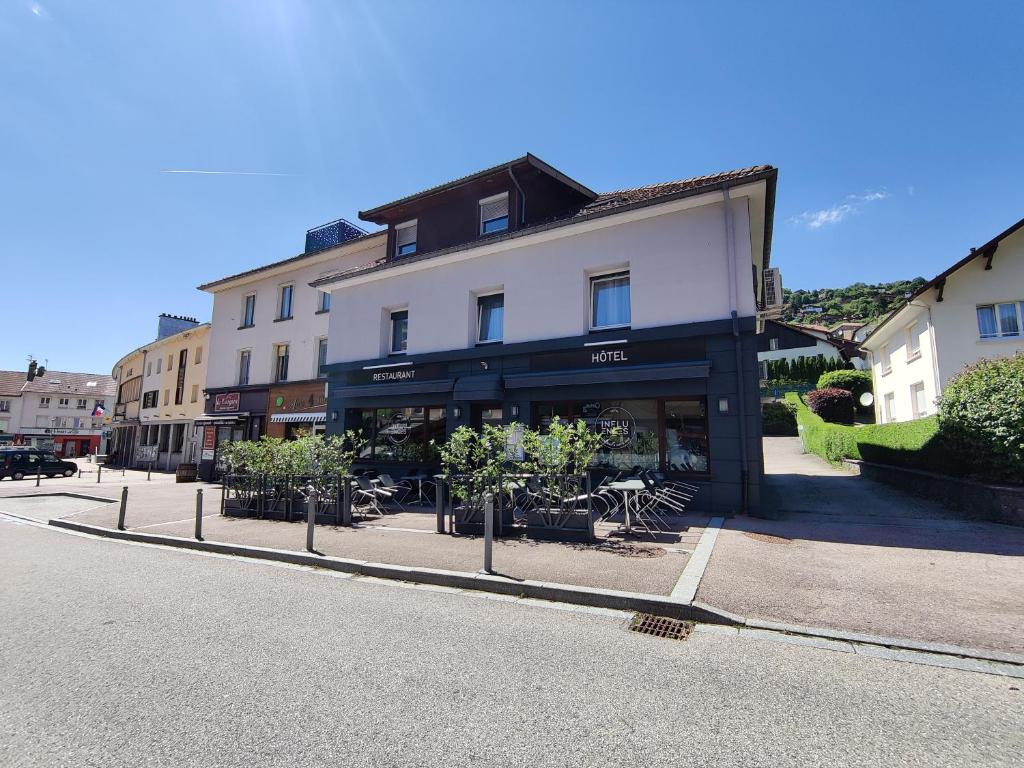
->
[479,193,509,235]
[395,220,417,258]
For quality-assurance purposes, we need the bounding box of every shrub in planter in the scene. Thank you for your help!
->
[938,354,1024,484]
[805,387,855,424]
[816,369,873,403]
[761,401,798,436]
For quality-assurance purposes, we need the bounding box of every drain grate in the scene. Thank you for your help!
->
[628,613,693,640]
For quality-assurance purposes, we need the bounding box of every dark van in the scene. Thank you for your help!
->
[0,448,77,480]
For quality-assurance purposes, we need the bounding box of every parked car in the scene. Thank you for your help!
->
[0,448,77,480]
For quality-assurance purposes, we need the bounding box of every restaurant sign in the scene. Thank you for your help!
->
[594,406,635,449]
[214,392,241,412]
[348,362,448,387]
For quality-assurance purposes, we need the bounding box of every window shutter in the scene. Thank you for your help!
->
[480,195,508,223]
[396,223,416,248]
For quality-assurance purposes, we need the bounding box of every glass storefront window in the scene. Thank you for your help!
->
[664,400,709,473]
[350,406,446,463]
[535,397,709,474]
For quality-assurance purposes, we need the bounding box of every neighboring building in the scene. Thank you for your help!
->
[316,155,777,515]
[861,217,1024,423]
[196,220,386,479]
[9,370,116,455]
[756,320,846,380]
[0,371,26,444]
[136,318,210,470]
[830,321,866,341]
[109,346,146,466]
[109,314,210,469]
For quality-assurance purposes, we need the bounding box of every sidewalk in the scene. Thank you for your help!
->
[696,438,1024,655]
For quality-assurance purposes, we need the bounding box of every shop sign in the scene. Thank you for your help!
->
[214,392,241,412]
[137,445,158,463]
[348,362,447,386]
[273,391,327,412]
[201,448,215,461]
[530,339,705,373]
[382,412,411,445]
[594,406,635,449]
[202,427,216,451]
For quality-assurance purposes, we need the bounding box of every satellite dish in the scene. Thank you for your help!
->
[859,392,874,407]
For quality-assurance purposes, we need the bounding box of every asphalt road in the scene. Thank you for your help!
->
[1,518,1020,767]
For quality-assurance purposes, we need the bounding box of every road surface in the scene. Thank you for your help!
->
[1,515,1020,767]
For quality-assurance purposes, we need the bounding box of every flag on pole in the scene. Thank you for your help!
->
[92,404,106,417]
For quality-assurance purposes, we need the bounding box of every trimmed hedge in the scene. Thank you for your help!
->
[816,369,872,399]
[762,401,798,436]
[788,393,956,473]
[938,354,1024,484]
[805,387,855,424]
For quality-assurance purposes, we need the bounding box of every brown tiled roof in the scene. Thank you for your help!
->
[0,371,27,396]
[577,165,775,218]
[313,163,777,287]
[15,370,117,397]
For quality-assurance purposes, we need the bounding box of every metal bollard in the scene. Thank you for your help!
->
[36,466,41,487]
[306,487,317,553]
[97,465,102,483]
[435,475,446,533]
[342,478,352,526]
[194,488,203,540]
[147,462,152,481]
[117,486,128,530]
[78,467,82,479]
[481,492,494,574]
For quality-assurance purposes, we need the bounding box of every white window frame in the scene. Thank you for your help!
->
[316,337,329,378]
[976,301,1023,340]
[274,343,290,383]
[476,290,505,345]
[167,353,173,371]
[242,292,257,328]
[479,192,510,236]
[905,322,921,361]
[194,346,203,365]
[190,384,199,403]
[156,358,162,374]
[163,390,169,406]
[589,269,631,331]
[39,397,50,408]
[58,397,69,409]
[880,344,892,375]
[910,381,927,419]
[768,338,780,351]
[395,220,417,258]
[146,362,152,377]
[237,349,251,386]
[389,309,409,355]
[277,283,294,321]
[76,398,87,409]
[317,290,331,313]
[882,392,895,423]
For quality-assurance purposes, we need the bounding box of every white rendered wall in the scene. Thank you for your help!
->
[327,197,757,364]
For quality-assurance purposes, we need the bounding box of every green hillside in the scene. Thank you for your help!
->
[781,278,927,325]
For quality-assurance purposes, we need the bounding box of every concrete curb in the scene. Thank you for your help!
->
[3,492,117,504]
[47,518,735,625]
[47,518,1024,669]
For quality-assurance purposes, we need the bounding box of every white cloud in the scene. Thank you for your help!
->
[30,2,49,18]
[790,189,889,230]
[159,169,295,177]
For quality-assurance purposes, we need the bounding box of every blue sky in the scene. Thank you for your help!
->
[2,1,1021,373]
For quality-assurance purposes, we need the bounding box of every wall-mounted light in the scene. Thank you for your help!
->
[453,406,462,419]
[718,397,730,414]
[510,404,519,419]
[330,411,338,422]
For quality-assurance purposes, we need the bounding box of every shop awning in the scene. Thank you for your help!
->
[270,412,326,424]
[452,373,503,401]
[503,360,711,389]
[333,379,454,399]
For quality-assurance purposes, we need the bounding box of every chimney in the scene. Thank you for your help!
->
[157,313,200,340]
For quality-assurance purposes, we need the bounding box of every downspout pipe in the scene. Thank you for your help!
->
[722,185,750,513]
[507,166,526,226]
[909,300,943,407]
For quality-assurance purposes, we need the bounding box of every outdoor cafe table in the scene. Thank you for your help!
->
[607,479,647,535]
[400,474,433,506]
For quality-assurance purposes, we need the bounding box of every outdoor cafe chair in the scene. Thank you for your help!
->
[355,476,393,516]
[377,473,412,508]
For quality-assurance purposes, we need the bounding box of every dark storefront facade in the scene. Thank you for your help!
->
[197,388,268,480]
[326,320,762,515]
